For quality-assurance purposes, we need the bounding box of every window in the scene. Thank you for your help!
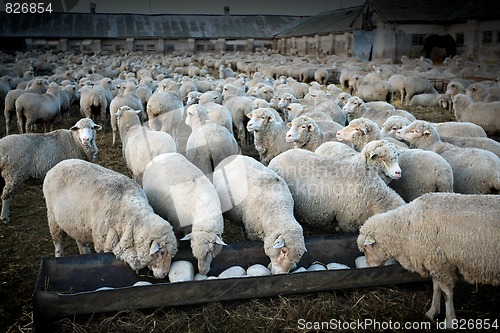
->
[482,31,493,44]
[455,33,464,46]
[412,34,426,45]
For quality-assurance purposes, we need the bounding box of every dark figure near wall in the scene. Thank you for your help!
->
[422,34,457,59]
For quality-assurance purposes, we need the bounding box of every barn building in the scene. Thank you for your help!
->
[1,0,498,63]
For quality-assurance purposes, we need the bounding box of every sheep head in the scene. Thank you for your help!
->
[396,120,440,148]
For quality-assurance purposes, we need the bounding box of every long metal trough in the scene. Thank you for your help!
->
[33,233,428,331]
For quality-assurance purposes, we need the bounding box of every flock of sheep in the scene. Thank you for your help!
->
[0,49,499,328]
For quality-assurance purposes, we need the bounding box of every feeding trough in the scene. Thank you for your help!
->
[33,233,428,331]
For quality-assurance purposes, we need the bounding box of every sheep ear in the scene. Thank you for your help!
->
[307,124,315,132]
[149,240,160,255]
[370,152,378,160]
[180,233,192,241]
[364,235,376,246]
[94,124,102,131]
[268,115,274,122]
[286,122,292,128]
[272,235,286,249]
[215,235,227,246]
[246,113,253,119]
[423,130,431,136]
[134,110,141,116]
[70,126,79,131]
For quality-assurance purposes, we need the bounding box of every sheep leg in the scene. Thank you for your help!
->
[425,278,441,320]
[0,197,12,224]
[441,283,456,329]
[76,241,91,255]
[48,219,66,257]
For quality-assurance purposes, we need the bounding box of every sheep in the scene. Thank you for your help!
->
[109,82,145,146]
[441,136,500,158]
[115,106,176,185]
[285,115,338,151]
[142,153,226,275]
[396,120,500,194]
[79,83,108,130]
[4,78,48,135]
[334,91,352,108]
[43,159,178,279]
[349,74,393,103]
[315,140,402,183]
[466,82,500,102]
[268,149,405,232]
[146,79,184,141]
[213,155,306,274]
[246,108,292,165]
[221,83,255,145]
[184,104,239,178]
[0,118,101,224]
[301,90,346,126]
[409,92,450,109]
[342,96,415,128]
[338,118,454,202]
[197,92,234,135]
[452,94,500,136]
[401,76,437,105]
[434,121,487,138]
[15,82,61,133]
[286,102,343,133]
[357,192,500,329]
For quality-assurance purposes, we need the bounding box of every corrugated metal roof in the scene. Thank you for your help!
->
[368,0,500,23]
[0,13,306,39]
[275,6,362,37]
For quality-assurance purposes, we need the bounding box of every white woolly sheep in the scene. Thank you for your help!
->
[43,159,178,279]
[4,78,48,135]
[441,136,500,158]
[222,83,255,145]
[315,140,402,183]
[466,82,500,102]
[213,155,306,274]
[342,96,415,128]
[0,118,101,224]
[286,115,338,151]
[338,118,454,202]
[434,121,487,138]
[198,92,234,135]
[268,149,405,232]
[358,192,500,329]
[15,82,61,133]
[109,83,145,146]
[185,104,239,178]
[396,120,500,194]
[349,74,393,103]
[452,94,500,136]
[401,76,437,105]
[142,153,226,275]
[115,106,176,185]
[79,83,108,130]
[246,108,292,165]
[146,79,184,141]
[409,92,450,109]
[286,103,343,133]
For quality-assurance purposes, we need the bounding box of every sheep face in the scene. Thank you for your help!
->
[265,234,305,274]
[183,232,226,275]
[342,96,365,118]
[357,234,388,267]
[396,121,439,147]
[286,116,314,143]
[335,92,352,108]
[336,118,373,143]
[185,91,201,105]
[277,94,294,110]
[362,141,401,180]
[70,118,102,149]
[246,109,274,132]
[381,116,411,138]
[147,240,175,279]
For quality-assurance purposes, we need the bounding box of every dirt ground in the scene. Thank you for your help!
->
[0,94,498,332]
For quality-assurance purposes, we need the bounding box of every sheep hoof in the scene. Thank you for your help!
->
[425,309,438,320]
[1,217,9,224]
